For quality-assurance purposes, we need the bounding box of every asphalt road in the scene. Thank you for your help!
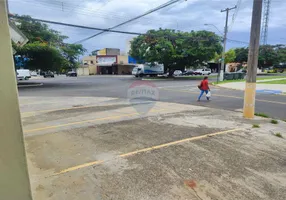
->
[18,75,286,119]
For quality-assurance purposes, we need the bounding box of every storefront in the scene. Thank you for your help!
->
[96,55,117,74]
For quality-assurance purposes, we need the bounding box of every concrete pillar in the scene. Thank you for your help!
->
[0,1,33,199]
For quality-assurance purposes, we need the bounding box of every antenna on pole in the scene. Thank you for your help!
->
[261,0,271,45]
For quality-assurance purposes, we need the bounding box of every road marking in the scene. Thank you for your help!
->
[55,128,244,175]
[162,88,286,105]
[24,109,166,133]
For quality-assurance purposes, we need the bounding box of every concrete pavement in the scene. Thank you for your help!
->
[20,96,286,200]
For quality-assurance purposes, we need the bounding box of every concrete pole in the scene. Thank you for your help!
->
[220,6,237,81]
[0,1,33,199]
[243,0,263,118]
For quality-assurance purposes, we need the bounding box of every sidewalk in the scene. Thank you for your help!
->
[20,96,286,200]
[218,78,286,94]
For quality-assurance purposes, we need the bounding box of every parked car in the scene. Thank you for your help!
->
[43,71,55,78]
[182,70,194,76]
[173,70,182,76]
[194,68,211,75]
[66,71,78,77]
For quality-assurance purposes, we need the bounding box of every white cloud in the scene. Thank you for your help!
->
[8,0,286,54]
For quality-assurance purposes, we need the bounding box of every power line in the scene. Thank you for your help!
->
[10,14,248,45]
[9,15,142,35]
[74,0,184,44]
[10,0,180,27]
[229,0,242,32]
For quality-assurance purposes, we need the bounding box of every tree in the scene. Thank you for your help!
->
[12,15,67,46]
[214,49,236,64]
[225,49,236,64]
[234,47,248,63]
[61,44,86,70]
[129,29,222,74]
[14,42,65,72]
[11,14,86,72]
[275,44,286,64]
[258,45,279,68]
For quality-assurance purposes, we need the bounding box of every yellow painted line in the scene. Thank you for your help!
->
[55,128,244,175]
[162,88,286,105]
[24,108,166,133]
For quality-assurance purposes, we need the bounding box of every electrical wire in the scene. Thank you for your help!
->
[74,0,184,44]
[11,14,247,46]
[10,0,179,27]
[229,0,242,32]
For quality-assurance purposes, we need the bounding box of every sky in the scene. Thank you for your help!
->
[8,0,286,55]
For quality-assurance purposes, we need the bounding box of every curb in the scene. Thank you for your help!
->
[18,83,43,88]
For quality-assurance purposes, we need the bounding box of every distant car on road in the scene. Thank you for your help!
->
[43,71,55,78]
[17,69,31,80]
[173,70,183,76]
[182,70,194,76]
[194,68,211,75]
[66,71,77,77]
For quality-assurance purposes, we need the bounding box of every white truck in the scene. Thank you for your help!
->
[132,63,164,77]
[17,69,31,80]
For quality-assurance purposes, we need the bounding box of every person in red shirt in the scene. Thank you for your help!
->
[198,76,210,101]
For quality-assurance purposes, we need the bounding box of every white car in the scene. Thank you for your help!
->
[173,70,182,76]
[17,69,31,80]
[194,68,211,75]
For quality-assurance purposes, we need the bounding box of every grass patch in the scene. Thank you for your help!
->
[252,124,260,128]
[257,76,286,80]
[283,119,286,122]
[255,112,269,118]
[274,133,283,138]
[270,119,279,124]
[258,79,286,84]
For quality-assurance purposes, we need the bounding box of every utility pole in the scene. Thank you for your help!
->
[0,1,33,199]
[243,0,263,118]
[219,5,237,81]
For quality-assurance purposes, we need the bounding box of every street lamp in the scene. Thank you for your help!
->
[204,24,224,82]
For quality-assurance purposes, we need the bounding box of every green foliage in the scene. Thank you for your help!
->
[233,45,286,68]
[252,124,260,128]
[129,29,222,73]
[234,47,248,63]
[14,42,65,71]
[270,119,278,124]
[225,49,236,64]
[12,15,68,46]
[12,14,85,72]
[61,44,86,70]
[258,45,279,68]
[254,112,269,118]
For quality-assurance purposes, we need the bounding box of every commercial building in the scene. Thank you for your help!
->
[80,48,138,75]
